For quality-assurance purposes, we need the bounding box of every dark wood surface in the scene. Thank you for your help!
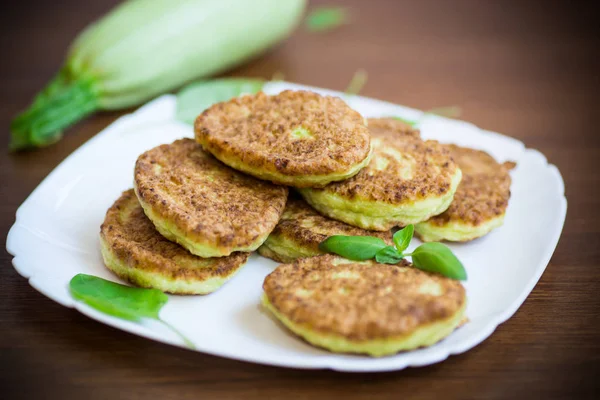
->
[1,1,598,399]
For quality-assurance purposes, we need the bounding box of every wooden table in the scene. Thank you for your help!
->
[1,1,598,398]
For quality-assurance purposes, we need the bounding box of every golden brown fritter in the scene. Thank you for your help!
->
[262,255,466,341]
[100,190,250,294]
[194,90,372,187]
[314,118,458,203]
[425,145,515,227]
[257,197,392,262]
[298,118,462,230]
[134,139,288,257]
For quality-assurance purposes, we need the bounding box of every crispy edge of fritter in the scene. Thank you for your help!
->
[195,90,372,187]
[258,198,393,261]
[414,145,516,241]
[262,255,466,342]
[134,138,288,256]
[100,189,250,294]
[299,167,462,231]
[261,294,466,357]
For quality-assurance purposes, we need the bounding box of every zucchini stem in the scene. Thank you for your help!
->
[10,77,99,151]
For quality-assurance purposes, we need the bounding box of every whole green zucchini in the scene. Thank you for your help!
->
[11,0,306,150]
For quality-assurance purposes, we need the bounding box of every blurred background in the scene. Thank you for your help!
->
[1,1,598,399]
[1,0,598,153]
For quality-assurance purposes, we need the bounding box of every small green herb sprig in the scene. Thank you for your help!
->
[319,225,467,280]
[394,106,463,128]
[305,7,349,33]
[69,274,195,348]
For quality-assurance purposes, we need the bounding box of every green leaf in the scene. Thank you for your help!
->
[409,243,467,280]
[176,78,265,124]
[305,7,349,32]
[319,235,387,261]
[10,77,99,151]
[375,246,404,264]
[392,105,462,130]
[69,274,195,348]
[392,116,418,127]
[70,274,167,321]
[393,224,414,253]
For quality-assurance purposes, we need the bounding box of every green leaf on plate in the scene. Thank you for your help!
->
[375,246,404,264]
[305,6,349,32]
[409,242,467,280]
[69,274,195,348]
[176,78,265,124]
[319,231,466,280]
[393,224,414,253]
[319,235,387,261]
[70,273,167,321]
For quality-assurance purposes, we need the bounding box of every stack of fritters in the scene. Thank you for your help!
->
[257,195,393,263]
[298,118,462,231]
[99,89,514,356]
[100,189,252,295]
[101,138,288,295]
[414,145,516,242]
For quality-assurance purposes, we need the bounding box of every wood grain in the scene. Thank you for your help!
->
[1,0,598,399]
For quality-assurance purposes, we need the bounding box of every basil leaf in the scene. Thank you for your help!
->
[176,78,264,124]
[319,235,387,261]
[409,243,467,280]
[393,224,414,253]
[375,246,404,264]
[69,274,195,348]
[305,7,348,32]
[70,274,167,321]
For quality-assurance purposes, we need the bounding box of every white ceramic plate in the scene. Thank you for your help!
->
[6,82,566,372]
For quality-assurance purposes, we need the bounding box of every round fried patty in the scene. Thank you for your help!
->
[134,139,288,257]
[257,197,392,263]
[100,190,250,294]
[299,118,462,231]
[415,144,516,242]
[194,90,372,187]
[262,255,466,356]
